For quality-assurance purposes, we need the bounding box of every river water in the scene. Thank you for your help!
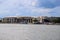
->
[0,24,60,40]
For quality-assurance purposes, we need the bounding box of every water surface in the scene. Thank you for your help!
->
[0,24,60,40]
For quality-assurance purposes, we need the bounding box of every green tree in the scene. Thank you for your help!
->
[52,18,60,23]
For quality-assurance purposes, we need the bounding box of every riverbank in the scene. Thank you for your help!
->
[0,23,60,25]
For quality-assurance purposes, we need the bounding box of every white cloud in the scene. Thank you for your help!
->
[0,0,59,17]
[32,2,36,6]
[49,6,60,17]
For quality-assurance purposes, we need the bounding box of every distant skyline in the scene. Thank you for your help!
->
[0,0,60,17]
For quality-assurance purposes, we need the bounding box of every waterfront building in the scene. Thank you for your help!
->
[2,17,17,23]
[37,16,45,23]
[1,16,51,24]
[1,16,33,23]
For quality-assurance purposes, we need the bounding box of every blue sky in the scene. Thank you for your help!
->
[0,0,60,17]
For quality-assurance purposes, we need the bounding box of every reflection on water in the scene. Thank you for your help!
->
[0,24,60,40]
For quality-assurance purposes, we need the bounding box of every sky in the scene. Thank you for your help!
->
[0,0,60,17]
